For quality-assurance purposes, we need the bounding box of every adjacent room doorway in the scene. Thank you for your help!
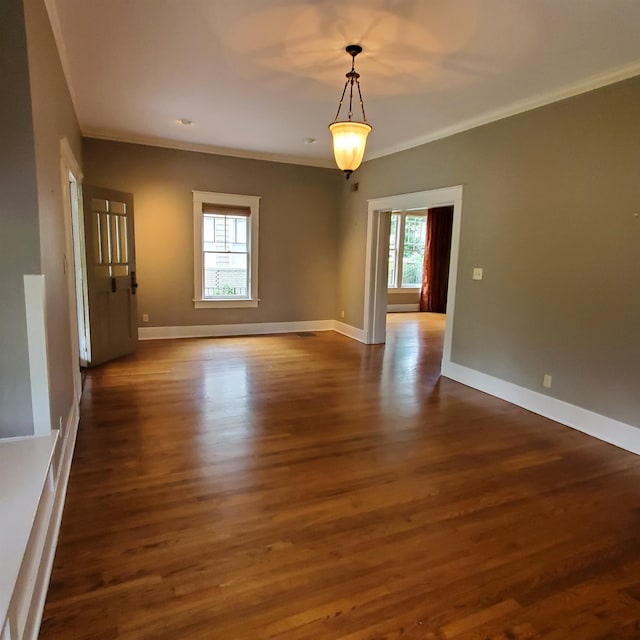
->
[362,186,463,371]
[61,138,86,404]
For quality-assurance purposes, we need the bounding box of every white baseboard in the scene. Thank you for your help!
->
[137,319,370,346]
[442,360,640,455]
[139,319,355,341]
[22,400,80,640]
[387,304,420,312]
[332,321,367,343]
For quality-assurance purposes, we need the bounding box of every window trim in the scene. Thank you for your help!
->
[387,209,427,292]
[193,191,260,308]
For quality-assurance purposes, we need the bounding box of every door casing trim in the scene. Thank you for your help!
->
[363,186,463,366]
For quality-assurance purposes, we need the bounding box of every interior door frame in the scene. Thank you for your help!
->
[363,186,463,366]
[60,137,89,404]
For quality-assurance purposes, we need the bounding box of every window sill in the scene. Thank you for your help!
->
[194,299,259,309]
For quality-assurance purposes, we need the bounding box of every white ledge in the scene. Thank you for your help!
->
[0,432,58,637]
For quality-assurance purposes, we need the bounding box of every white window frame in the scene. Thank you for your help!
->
[388,208,427,292]
[193,191,260,308]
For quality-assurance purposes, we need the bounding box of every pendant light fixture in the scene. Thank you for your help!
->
[329,44,372,179]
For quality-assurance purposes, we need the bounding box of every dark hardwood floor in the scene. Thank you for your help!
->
[40,313,640,639]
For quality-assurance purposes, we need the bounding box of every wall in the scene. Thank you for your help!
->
[388,291,419,307]
[339,76,640,428]
[83,139,342,328]
[0,0,41,437]
[24,0,83,434]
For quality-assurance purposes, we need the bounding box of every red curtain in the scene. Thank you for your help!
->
[419,206,453,313]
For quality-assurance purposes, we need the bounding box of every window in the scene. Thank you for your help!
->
[388,209,427,290]
[193,191,260,308]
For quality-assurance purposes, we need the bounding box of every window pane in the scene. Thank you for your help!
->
[401,215,427,287]
[203,214,247,253]
[203,216,215,245]
[388,214,399,287]
[204,252,248,298]
[235,218,247,245]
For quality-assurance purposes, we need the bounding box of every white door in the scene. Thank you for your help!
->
[83,186,138,366]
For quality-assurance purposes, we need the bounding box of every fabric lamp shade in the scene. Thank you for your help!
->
[329,121,372,173]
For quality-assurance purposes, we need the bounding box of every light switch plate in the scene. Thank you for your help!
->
[473,267,483,280]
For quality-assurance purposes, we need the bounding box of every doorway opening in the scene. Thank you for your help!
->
[68,174,90,367]
[61,138,90,405]
[363,186,463,372]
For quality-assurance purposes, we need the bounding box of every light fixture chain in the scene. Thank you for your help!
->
[347,54,356,120]
[348,76,355,120]
[333,79,350,122]
[356,79,367,123]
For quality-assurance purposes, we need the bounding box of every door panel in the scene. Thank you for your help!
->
[83,186,137,366]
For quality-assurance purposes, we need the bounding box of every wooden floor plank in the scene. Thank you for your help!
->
[40,313,640,639]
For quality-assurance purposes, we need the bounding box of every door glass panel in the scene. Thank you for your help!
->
[110,215,120,264]
[100,213,111,266]
[110,201,126,215]
[118,215,128,263]
[92,200,131,277]
[94,212,113,276]
[91,198,109,213]
[94,213,103,264]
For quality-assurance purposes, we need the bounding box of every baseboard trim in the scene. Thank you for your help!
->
[333,321,367,343]
[441,360,640,455]
[387,304,420,312]
[139,320,339,340]
[23,400,80,640]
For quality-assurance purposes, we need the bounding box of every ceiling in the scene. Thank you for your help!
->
[49,0,640,167]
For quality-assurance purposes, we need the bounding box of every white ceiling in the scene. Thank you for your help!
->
[49,0,640,167]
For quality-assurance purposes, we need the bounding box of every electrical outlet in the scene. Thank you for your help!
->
[472,267,483,281]
[543,374,552,388]
[142,313,149,322]
[340,310,345,319]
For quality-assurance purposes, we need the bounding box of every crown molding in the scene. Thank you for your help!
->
[53,1,638,174]
[43,0,82,125]
[82,129,336,169]
[84,49,639,173]
[367,60,640,161]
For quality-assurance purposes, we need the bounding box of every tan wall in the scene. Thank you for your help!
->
[24,0,83,436]
[339,76,640,427]
[388,291,420,307]
[83,139,342,328]
[0,0,41,437]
